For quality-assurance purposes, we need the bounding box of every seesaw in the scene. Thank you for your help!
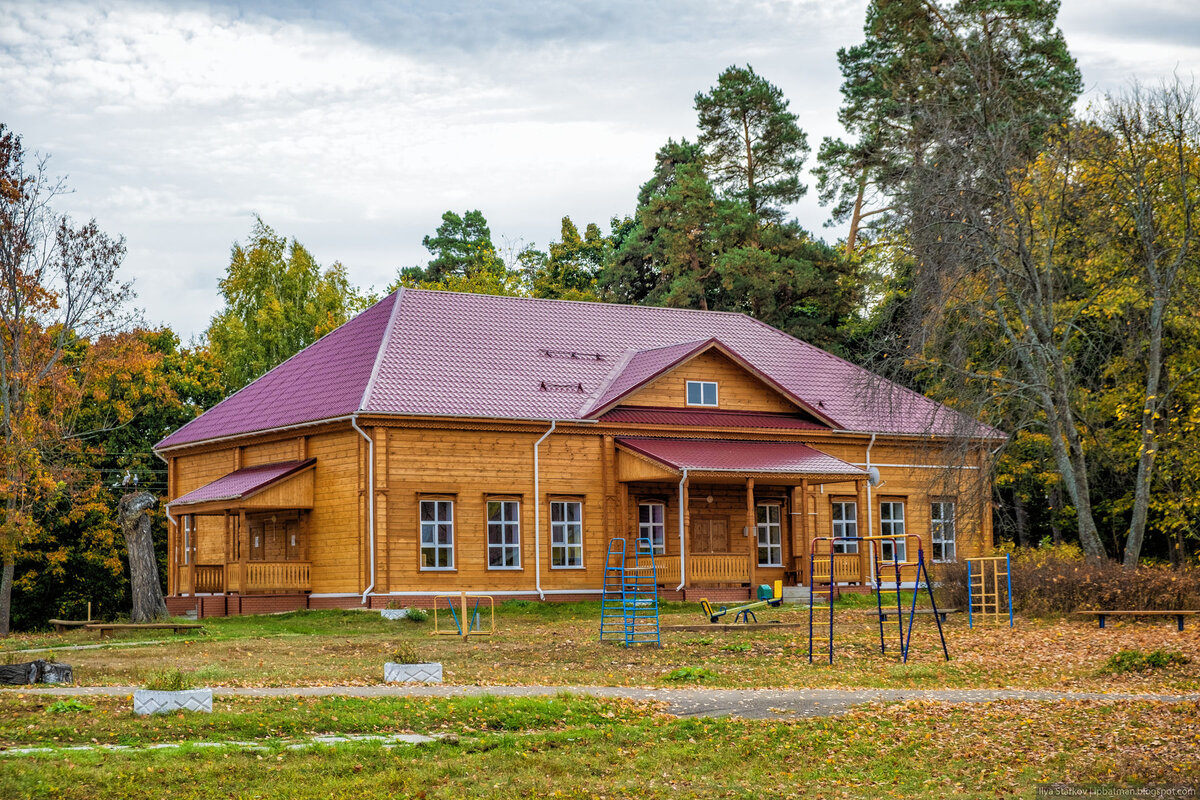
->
[700,581,783,624]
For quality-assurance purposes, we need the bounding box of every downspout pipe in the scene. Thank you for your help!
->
[866,433,877,584]
[676,468,689,592]
[533,421,558,601]
[351,416,376,605]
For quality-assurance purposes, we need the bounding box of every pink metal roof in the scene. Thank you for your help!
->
[155,294,397,449]
[169,459,315,507]
[601,407,826,431]
[157,289,1003,449]
[616,437,865,476]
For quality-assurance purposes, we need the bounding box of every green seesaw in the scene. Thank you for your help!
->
[700,581,783,624]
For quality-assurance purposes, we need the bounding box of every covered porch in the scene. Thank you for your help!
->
[614,437,872,596]
[169,459,316,597]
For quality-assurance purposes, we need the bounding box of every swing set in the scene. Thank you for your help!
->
[808,533,949,664]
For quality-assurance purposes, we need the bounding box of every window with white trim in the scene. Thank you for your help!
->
[420,499,454,569]
[831,501,858,554]
[638,502,666,554]
[879,501,906,562]
[756,503,783,566]
[550,500,583,568]
[182,517,191,566]
[931,501,956,562]
[487,500,520,569]
[686,380,718,406]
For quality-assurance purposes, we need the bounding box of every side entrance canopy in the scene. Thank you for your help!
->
[168,459,316,515]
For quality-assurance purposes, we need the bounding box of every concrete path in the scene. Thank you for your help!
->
[12,685,1198,720]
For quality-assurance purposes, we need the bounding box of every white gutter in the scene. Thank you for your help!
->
[866,433,877,584]
[533,421,558,601]
[676,468,689,591]
[351,416,376,605]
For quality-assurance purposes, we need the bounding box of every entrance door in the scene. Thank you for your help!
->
[690,518,729,553]
[285,520,301,560]
[249,521,265,561]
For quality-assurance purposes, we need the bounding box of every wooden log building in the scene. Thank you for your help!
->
[157,289,1002,617]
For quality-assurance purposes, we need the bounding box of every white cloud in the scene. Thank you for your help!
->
[0,0,1195,338]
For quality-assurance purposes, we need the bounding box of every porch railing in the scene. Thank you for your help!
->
[653,554,751,586]
[194,564,225,594]
[810,553,862,583]
[184,562,311,595]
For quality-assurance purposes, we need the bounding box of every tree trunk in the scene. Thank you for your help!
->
[1048,487,1064,546]
[0,560,12,637]
[1123,297,1167,568]
[118,492,167,623]
[1013,491,1030,548]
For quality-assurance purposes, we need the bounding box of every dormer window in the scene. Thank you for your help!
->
[686,380,718,407]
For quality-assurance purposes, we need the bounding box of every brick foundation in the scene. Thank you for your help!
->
[684,586,751,602]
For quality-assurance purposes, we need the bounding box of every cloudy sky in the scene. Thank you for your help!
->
[2,0,1198,339]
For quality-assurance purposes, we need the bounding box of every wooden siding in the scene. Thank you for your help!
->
[165,415,995,601]
[622,350,802,414]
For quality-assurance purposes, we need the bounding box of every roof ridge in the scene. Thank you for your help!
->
[404,288,754,318]
[359,289,404,412]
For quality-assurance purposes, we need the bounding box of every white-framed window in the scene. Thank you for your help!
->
[487,499,520,569]
[638,502,666,554]
[931,501,956,562]
[420,499,454,570]
[879,501,906,562]
[550,500,583,568]
[831,501,858,554]
[686,380,718,407]
[756,503,783,567]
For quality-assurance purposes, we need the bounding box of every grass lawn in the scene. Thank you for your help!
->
[0,695,1195,798]
[3,602,1198,692]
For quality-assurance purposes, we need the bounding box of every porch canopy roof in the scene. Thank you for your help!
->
[615,437,866,483]
[169,459,316,515]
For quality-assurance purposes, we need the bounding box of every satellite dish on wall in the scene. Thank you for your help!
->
[866,467,881,487]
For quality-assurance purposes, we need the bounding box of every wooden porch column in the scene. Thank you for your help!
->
[238,510,249,594]
[680,474,690,583]
[746,478,756,589]
[601,436,616,546]
[618,480,630,540]
[187,514,197,597]
[167,457,177,596]
[222,513,231,593]
[856,479,870,585]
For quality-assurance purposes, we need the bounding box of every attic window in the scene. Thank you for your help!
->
[686,380,718,407]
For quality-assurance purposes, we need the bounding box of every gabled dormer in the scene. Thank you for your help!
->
[580,338,838,426]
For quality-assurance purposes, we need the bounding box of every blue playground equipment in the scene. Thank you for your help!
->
[808,534,949,664]
[599,537,661,647]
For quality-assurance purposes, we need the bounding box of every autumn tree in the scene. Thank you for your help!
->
[0,125,135,635]
[528,217,607,300]
[206,218,368,390]
[817,0,1081,255]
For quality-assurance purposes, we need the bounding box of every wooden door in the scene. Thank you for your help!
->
[285,520,301,561]
[249,521,265,561]
[691,518,729,553]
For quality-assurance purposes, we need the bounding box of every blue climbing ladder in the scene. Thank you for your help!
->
[600,537,661,647]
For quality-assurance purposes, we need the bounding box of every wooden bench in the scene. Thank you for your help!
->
[47,619,92,634]
[84,622,205,639]
[1077,610,1198,632]
[864,608,960,624]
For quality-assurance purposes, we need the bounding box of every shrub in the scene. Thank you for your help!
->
[663,666,716,682]
[404,607,429,623]
[390,642,422,664]
[933,544,1200,617]
[721,642,752,653]
[1102,649,1190,674]
[142,668,198,691]
[46,698,92,714]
